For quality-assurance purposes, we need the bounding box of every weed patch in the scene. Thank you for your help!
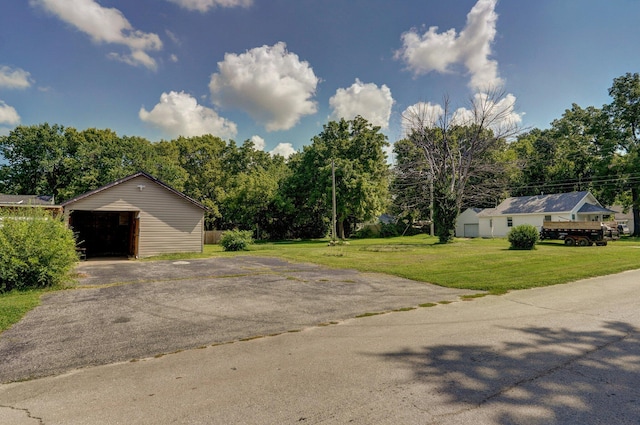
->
[356,312,385,318]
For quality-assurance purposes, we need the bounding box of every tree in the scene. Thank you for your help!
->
[402,90,520,243]
[173,135,228,229]
[606,73,640,235]
[219,140,289,238]
[282,116,390,239]
[151,140,188,192]
[508,105,618,201]
[390,138,432,228]
[67,129,158,198]
[0,123,79,201]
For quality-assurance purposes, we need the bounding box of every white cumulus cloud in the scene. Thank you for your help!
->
[0,101,20,126]
[455,92,522,130]
[139,91,237,139]
[30,0,162,70]
[209,42,319,132]
[402,92,522,136]
[166,0,252,12]
[329,79,394,129]
[396,0,502,90]
[401,101,445,133]
[0,66,32,89]
[250,135,266,151]
[269,142,295,158]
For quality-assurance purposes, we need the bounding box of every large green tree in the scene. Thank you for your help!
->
[172,135,228,229]
[0,123,79,201]
[217,139,289,237]
[390,138,432,227]
[67,129,159,198]
[606,72,640,235]
[282,116,390,239]
[508,104,618,201]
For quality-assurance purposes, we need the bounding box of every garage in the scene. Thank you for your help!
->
[62,172,205,259]
[455,207,482,238]
[464,223,479,238]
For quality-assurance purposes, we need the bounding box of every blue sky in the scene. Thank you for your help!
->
[1,0,639,158]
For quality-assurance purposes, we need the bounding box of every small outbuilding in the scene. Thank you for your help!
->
[61,172,205,259]
[455,207,482,238]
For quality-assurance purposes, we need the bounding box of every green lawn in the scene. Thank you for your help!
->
[0,290,43,333]
[242,235,640,294]
[2,235,640,334]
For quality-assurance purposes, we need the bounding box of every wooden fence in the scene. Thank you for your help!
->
[204,230,224,245]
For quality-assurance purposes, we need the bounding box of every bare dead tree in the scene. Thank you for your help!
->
[400,88,521,242]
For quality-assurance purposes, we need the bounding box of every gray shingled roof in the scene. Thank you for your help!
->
[0,194,54,205]
[578,203,616,214]
[487,191,590,215]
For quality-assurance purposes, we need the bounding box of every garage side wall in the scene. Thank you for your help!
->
[64,176,204,257]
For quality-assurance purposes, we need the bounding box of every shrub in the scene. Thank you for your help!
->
[220,229,254,251]
[353,225,377,239]
[0,207,78,293]
[508,224,539,250]
[379,222,400,238]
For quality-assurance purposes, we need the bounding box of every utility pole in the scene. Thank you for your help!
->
[332,159,337,241]
[430,173,435,236]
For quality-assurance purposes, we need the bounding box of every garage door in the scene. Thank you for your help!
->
[69,211,139,258]
[464,223,479,238]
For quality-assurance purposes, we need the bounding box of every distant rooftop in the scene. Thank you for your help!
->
[0,194,55,206]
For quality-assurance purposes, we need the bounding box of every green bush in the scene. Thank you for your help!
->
[353,225,377,239]
[0,207,78,293]
[379,222,400,238]
[220,229,254,251]
[508,224,539,250]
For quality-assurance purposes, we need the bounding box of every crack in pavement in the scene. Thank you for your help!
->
[0,404,45,424]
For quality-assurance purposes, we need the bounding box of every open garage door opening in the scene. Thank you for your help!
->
[69,211,139,258]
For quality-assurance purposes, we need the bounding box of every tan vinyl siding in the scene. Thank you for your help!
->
[64,176,204,257]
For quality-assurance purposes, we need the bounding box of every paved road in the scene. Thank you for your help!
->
[0,256,477,383]
[1,266,640,424]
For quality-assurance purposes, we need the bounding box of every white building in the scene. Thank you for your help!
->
[458,191,615,238]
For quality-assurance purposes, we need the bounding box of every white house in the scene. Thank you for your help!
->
[471,191,614,238]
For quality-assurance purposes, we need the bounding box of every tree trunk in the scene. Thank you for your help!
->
[433,182,458,243]
[633,187,640,237]
[338,220,345,240]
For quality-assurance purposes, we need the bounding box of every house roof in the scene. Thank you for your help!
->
[578,203,616,214]
[0,194,55,206]
[480,191,593,216]
[61,171,206,210]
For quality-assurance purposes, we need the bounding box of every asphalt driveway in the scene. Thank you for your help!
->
[0,256,478,383]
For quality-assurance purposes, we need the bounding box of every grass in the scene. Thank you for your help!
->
[0,290,44,333]
[3,234,640,334]
[222,234,640,294]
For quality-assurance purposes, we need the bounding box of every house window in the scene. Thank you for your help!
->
[507,217,513,227]
[544,215,551,222]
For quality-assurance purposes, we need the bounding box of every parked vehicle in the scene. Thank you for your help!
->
[539,221,619,246]
[618,223,631,235]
